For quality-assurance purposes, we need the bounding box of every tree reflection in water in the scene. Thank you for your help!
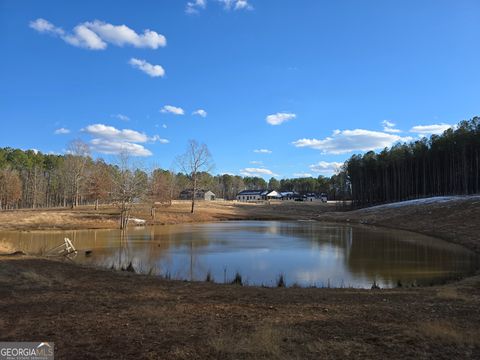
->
[0,221,478,288]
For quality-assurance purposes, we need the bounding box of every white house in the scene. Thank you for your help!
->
[236,190,267,202]
[266,190,281,199]
[280,191,301,200]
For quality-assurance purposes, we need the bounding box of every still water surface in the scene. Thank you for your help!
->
[1,221,478,288]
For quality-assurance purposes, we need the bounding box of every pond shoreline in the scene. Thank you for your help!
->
[2,219,477,289]
[1,198,480,358]
[1,197,480,254]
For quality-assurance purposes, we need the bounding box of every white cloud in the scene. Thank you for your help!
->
[160,105,185,115]
[309,161,343,175]
[234,0,252,10]
[409,123,452,135]
[218,0,253,10]
[29,18,64,35]
[186,0,206,14]
[82,20,166,49]
[82,124,159,157]
[112,113,130,121]
[185,0,252,13]
[382,120,395,128]
[30,19,106,50]
[266,112,296,126]
[83,124,148,142]
[240,167,277,177]
[293,129,412,154]
[250,160,263,165]
[30,19,166,50]
[150,135,170,144]
[129,58,165,78]
[381,120,401,133]
[54,128,70,135]
[293,173,313,178]
[192,109,207,118]
[254,149,272,154]
[90,138,152,157]
[63,24,107,50]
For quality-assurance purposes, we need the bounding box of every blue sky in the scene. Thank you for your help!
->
[1,0,479,178]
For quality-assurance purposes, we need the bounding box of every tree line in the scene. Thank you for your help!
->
[0,140,349,212]
[2,118,477,212]
[344,116,480,207]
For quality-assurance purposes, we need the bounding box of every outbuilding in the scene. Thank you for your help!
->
[179,189,216,201]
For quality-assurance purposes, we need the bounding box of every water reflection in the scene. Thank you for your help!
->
[0,221,478,288]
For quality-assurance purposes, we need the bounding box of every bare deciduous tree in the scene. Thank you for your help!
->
[0,168,22,209]
[86,159,114,210]
[63,140,90,208]
[112,152,147,229]
[177,140,213,213]
[149,169,177,220]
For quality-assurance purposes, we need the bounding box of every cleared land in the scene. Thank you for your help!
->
[0,198,480,359]
[0,201,341,231]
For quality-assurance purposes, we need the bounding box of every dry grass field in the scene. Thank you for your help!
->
[0,200,339,231]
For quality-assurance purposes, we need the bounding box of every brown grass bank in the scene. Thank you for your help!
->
[0,256,479,359]
[0,200,339,231]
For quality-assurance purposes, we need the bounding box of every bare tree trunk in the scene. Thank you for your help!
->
[177,140,212,214]
[75,181,79,207]
[191,176,197,213]
[32,168,37,209]
[120,210,129,230]
[119,204,127,230]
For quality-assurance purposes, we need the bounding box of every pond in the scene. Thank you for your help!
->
[1,221,478,288]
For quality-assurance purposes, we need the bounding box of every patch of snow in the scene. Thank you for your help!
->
[128,217,146,226]
[362,195,480,211]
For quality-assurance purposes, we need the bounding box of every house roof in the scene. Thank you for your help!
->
[237,190,266,196]
[280,191,300,197]
[180,189,214,195]
[267,190,281,197]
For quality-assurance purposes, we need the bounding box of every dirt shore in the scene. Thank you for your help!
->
[1,198,480,359]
